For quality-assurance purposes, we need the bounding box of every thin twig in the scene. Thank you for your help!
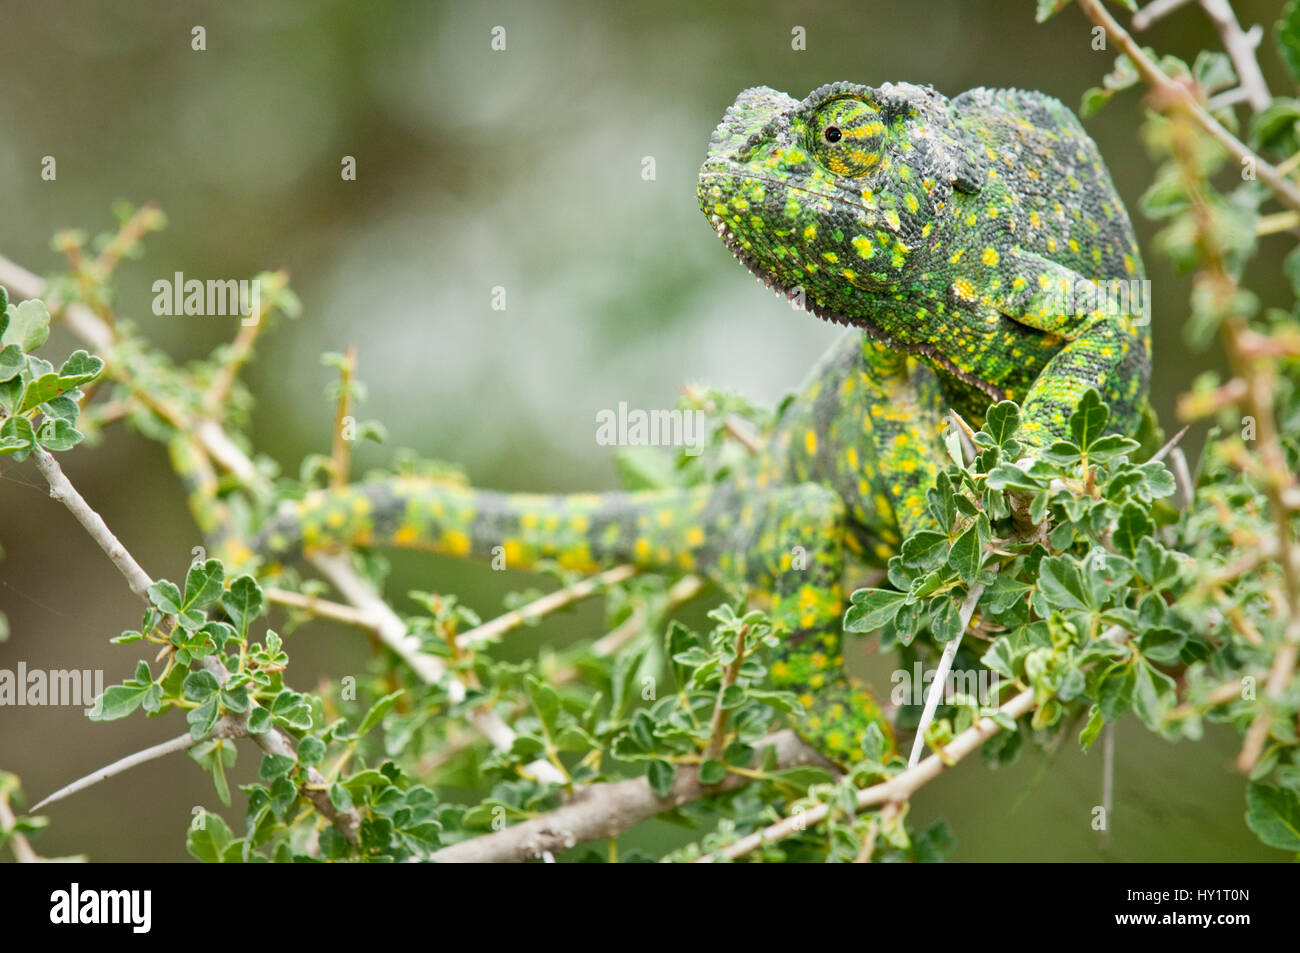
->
[264,586,375,629]
[33,732,208,812]
[1078,0,1300,213]
[309,552,565,783]
[31,447,154,599]
[27,446,363,843]
[327,344,356,490]
[456,564,639,650]
[701,624,748,766]
[701,689,1037,862]
[908,583,985,768]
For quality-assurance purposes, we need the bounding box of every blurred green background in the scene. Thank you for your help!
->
[0,0,1288,860]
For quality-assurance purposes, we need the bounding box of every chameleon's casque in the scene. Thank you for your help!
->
[230,83,1154,769]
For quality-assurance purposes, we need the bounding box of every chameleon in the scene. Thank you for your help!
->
[213,82,1150,767]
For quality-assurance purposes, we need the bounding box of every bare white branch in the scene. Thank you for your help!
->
[33,732,208,812]
[429,730,829,862]
[457,564,639,650]
[702,689,1037,862]
[907,583,985,768]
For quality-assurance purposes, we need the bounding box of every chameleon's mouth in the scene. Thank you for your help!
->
[707,211,909,341]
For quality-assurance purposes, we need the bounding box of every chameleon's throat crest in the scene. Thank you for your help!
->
[707,211,1006,401]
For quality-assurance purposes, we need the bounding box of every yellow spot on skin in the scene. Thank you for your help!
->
[442,530,471,556]
[852,235,874,259]
[634,538,651,560]
[982,247,999,267]
[803,224,817,241]
[686,526,705,547]
[953,276,976,301]
[804,430,818,455]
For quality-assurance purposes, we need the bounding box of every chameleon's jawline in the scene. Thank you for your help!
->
[708,213,1006,402]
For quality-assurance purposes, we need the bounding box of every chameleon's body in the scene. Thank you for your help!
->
[231,84,1149,766]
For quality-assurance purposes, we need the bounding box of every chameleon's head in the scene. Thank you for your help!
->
[698,82,982,330]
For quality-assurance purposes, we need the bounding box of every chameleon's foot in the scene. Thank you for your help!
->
[794,675,894,769]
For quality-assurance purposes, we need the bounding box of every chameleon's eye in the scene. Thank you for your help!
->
[809,98,884,178]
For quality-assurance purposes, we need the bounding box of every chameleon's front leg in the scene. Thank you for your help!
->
[999,252,1151,446]
[731,482,893,764]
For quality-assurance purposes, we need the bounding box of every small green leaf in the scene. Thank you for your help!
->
[0,345,23,382]
[648,759,675,798]
[843,588,908,633]
[698,759,725,785]
[221,575,264,638]
[1,298,50,353]
[1113,502,1155,558]
[1035,0,1074,23]
[186,811,233,863]
[1097,662,1136,722]
[182,669,220,702]
[1079,704,1104,750]
[35,418,83,452]
[148,579,184,616]
[0,416,35,459]
[929,598,963,643]
[984,464,1044,492]
[90,682,151,721]
[947,525,982,585]
[358,690,404,738]
[900,531,949,571]
[328,782,353,812]
[1137,628,1186,665]
[982,401,1021,446]
[1036,555,1092,611]
[1068,389,1110,453]
[926,471,956,533]
[183,559,225,614]
[525,675,561,738]
[1245,782,1300,851]
[270,690,312,731]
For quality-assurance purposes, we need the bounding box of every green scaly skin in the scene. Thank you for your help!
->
[205,83,1150,769]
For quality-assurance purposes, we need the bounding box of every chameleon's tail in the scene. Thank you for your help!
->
[246,476,730,578]
[231,474,896,767]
